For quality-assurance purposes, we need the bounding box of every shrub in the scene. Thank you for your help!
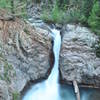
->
[88,1,100,35]
[0,0,11,11]
[64,7,87,23]
[41,0,88,24]
[51,5,66,23]
[41,3,66,24]
[88,1,100,57]
[0,0,27,18]
[13,92,20,100]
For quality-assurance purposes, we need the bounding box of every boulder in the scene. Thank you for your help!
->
[60,24,100,87]
[0,16,52,99]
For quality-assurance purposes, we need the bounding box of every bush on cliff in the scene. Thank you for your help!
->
[88,1,100,35]
[0,0,27,18]
[88,1,100,57]
[41,0,94,24]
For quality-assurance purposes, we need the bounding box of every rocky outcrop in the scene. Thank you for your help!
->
[0,10,52,99]
[60,24,100,88]
[0,81,10,100]
[27,1,54,24]
[27,3,41,20]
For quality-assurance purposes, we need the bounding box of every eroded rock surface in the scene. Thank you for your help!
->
[60,24,100,87]
[0,10,52,99]
[0,81,10,100]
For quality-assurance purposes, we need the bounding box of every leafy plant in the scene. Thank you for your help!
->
[41,2,66,24]
[64,7,86,23]
[88,1,100,35]
[41,0,88,24]
[3,62,13,83]
[13,92,20,100]
[0,0,27,18]
[0,0,11,11]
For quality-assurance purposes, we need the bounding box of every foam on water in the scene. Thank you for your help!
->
[23,28,61,100]
[23,27,100,100]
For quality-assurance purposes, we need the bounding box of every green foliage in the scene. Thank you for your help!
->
[24,28,30,35]
[41,10,52,23]
[3,62,13,83]
[66,0,94,23]
[88,1,100,57]
[41,4,66,24]
[0,46,16,83]
[13,92,20,100]
[51,5,65,23]
[0,0,27,18]
[0,61,16,83]
[88,1,100,35]
[95,44,100,57]
[81,0,94,17]
[93,39,100,58]
[65,7,87,23]
[41,0,92,24]
[0,0,11,11]
[0,52,3,58]
[67,0,94,17]
[14,0,27,18]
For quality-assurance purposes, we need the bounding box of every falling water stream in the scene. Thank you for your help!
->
[23,25,100,100]
[23,28,61,100]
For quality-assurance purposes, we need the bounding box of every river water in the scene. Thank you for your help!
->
[23,24,100,100]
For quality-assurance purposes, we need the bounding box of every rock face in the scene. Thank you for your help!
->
[0,81,10,100]
[60,24,100,87]
[0,11,52,99]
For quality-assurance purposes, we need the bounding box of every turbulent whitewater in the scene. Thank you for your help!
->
[23,28,61,100]
[23,27,100,100]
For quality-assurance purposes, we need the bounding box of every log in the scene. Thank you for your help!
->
[73,80,80,100]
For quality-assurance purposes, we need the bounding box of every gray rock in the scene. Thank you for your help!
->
[0,18,52,99]
[0,80,10,100]
[60,24,100,87]
[27,4,42,22]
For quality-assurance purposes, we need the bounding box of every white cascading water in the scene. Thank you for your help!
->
[23,28,61,100]
[23,21,100,100]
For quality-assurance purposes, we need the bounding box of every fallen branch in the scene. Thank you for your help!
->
[73,80,80,100]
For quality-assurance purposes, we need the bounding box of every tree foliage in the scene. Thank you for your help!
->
[88,1,100,35]
[0,0,27,18]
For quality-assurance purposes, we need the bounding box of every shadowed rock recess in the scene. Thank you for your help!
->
[60,24,100,88]
[0,12,53,99]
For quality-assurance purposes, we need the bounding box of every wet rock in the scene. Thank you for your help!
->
[60,24,100,87]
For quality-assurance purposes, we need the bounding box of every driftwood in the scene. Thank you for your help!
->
[73,80,80,100]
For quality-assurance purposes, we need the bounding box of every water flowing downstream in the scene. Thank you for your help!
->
[23,28,61,100]
[23,26,100,100]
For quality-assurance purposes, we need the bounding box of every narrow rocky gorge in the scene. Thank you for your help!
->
[0,6,100,100]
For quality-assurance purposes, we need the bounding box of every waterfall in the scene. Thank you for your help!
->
[23,28,61,100]
[47,28,61,84]
[22,21,100,100]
